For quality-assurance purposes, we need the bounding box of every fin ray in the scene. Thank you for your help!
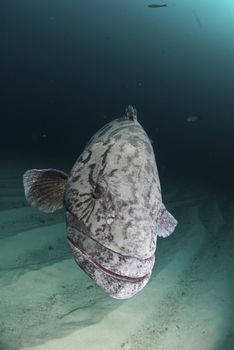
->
[157,203,177,238]
[23,168,68,213]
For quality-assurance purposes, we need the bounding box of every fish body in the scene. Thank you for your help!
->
[148,4,167,8]
[23,106,177,299]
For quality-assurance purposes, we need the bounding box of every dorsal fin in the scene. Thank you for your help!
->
[122,105,138,121]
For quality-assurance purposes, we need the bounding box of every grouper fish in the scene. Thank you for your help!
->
[23,106,177,299]
[148,4,167,8]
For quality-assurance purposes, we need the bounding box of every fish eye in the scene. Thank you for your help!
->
[92,183,104,199]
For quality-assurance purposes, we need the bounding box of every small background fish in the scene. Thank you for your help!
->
[147,3,167,8]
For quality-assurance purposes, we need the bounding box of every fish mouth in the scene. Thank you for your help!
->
[68,236,147,283]
[66,212,155,299]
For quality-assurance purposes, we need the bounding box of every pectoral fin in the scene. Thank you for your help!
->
[157,202,177,238]
[23,168,68,213]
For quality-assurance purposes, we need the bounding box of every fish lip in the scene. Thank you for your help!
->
[66,211,155,279]
[67,236,148,283]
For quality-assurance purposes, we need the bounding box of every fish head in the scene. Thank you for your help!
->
[64,120,161,299]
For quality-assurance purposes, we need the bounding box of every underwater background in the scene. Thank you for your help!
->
[1,0,234,349]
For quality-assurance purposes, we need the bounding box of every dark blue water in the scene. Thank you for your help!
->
[1,0,234,182]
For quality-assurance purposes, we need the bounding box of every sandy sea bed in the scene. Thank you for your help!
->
[0,160,233,350]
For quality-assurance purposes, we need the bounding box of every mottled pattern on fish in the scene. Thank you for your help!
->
[23,106,177,299]
[65,114,161,259]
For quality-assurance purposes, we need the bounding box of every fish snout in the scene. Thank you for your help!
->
[66,211,155,299]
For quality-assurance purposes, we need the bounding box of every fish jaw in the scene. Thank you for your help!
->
[66,212,155,299]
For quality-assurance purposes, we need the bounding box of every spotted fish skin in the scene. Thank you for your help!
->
[23,106,177,299]
[66,108,161,257]
[65,106,177,298]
